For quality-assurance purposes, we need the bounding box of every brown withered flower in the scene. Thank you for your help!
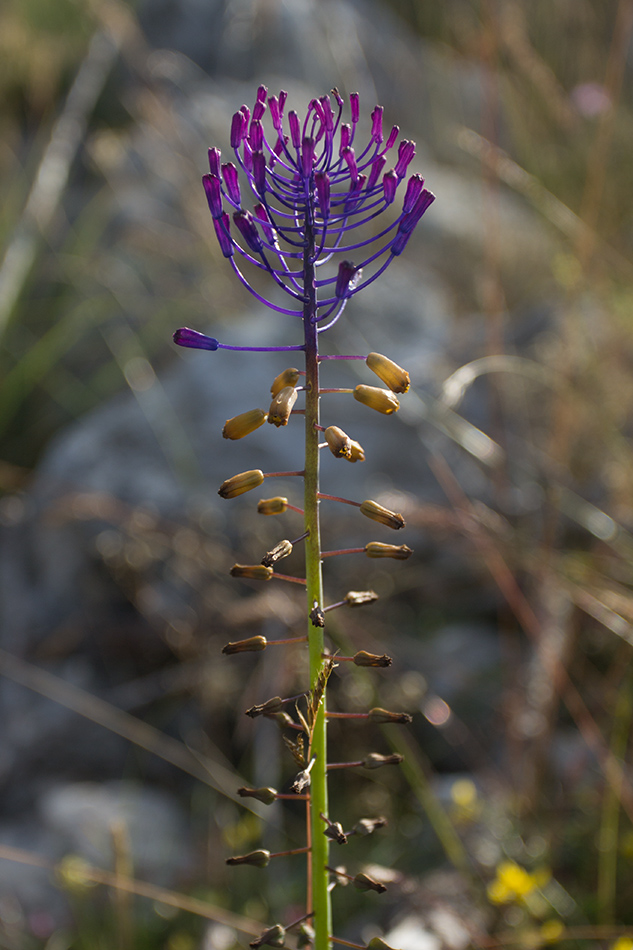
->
[270,367,300,397]
[226,849,271,867]
[261,539,293,567]
[354,384,399,414]
[230,564,273,580]
[348,440,366,462]
[257,496,288,515]
[353,872,387,894]
[324,425,352,458]
[362,752,404,769]
[366,352,410,393]
[368,707,413,724]
[268,385,298,426]
[352,651,392,668]
[219,469,265,498]
[246,696,285,718]
[360,499,405,530]
[344,590,379,607]
[237,786,278,805]
[222,408,268,439]
[222,636,267,655]
[365,541,412,560]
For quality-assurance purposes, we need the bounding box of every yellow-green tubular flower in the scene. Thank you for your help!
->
[226,849,271,867]
[344,590,379,606]
[268,385,298,426]
[229,564,274,580]
[348,439,366,462]
[366,352,410,393]
[257,496,288,515]
[261,539,293,567]
[324,425,352,458]
[218,469,265,498]
[270,367,301,397]
[360,499,405,530]
[222,635,267,655]
[365,541,412,559]
[354,384,399,414]
[222,408,268,439]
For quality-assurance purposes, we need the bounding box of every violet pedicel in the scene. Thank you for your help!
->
[174,87,434,950]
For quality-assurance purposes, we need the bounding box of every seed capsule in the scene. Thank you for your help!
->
[268,385,298,426]
[365,542,412,559]
[324,425,352,458]
[354,384,399,414]
[261,540,293,567]
[362,752,404,769]
[368,707,413,724]
[360,500,405,530]
[348,440,366,462]
[270,367,301,397]
[257,496,288,515]
[230,564,273,580]
[366,352,410,393]
[222,408,268,439]
[226,849,271,867]
[353,872,387,894]
[237,786,278,805]
[353,651,392,667]
[219,469,265,498]
[222,635,267,655]
[344,590,379,607]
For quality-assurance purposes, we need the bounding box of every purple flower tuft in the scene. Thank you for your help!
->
[173,327,219,350]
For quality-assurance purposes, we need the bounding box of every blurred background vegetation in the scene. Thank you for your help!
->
[2,0,633,948]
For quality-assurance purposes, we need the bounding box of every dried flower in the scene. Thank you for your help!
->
[353,651,392,667]
[348,440,366,462]
[246,696,284,718]
[230,564,274,580]
[257,496,288,515]
[324,426,352,459]
[365,541,412,559]
[368,707,413,724]
[223,408,268,439]
[324,822,347,845]
[351,817,388,836]
[366,352,410,393]
[222,636,268,655]
[366,938,397,950]
[271,367,301,396]
[250,924,286,948]
[310,602,325,627]
[292,769,312,793]
[354,385,399,415]
[261,540,293,567]
[268,385,298,426]
[360,500,405,530]
[353,872,387,894]
[237,786,278,805]
[219,469,265,498]
[345,590,379,607]
[362,753,404,770]
[226,849,271,867]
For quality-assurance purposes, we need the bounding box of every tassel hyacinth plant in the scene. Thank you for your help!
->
[174,85,435,950]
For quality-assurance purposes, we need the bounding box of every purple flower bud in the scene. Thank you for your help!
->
[302,137,315,178]
[385,125,399,150]
[202,173,223,219]
[341,146,357,183]
[252,85,267,120]
[253,203,276,245]
[242,140,253,173]
[346,173,366,211]
[399,188,435,234]
[403,173,424,213]
[319,94,334,131]
[366,154,386,191]
[310,97,326,127]
[383,169,398,204]
[222,163,241,206]
[252,151,267,196]
[240,104,250,125]
[213,212,234,257]
[278,89,288,112]
[315,171,330,218]
[370,105,384,143]
[268,95,282,131]
[288,110,301,149]
[249,119,264,151]
[395,139,416,179]
[230,111,247,149]
[233,210,263,254]
[339,124,351,152]
[173,327,219,350]
[335,261,361,299]
[208,147,221,177]
[350,92,360,124]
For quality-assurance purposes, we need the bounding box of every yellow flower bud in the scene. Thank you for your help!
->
[222,408,267,439]
[365,542,412,559]
[270,367,301,396]
[218,469,265,498]
[354,384,399,414]
[366,352,410,393]
[268,385,298,426]
[360,500,405,530]
[257,496,288,515]
[324,425,352,458]
[222,635,268,655]
[348,440,366,462]
[344,590,379,606]
[261,540,293,567]
[229,564,273,580]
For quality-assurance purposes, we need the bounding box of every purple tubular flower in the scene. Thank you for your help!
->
[173,327,219,350]
[288,111,301,149]
[385,125,399,150]
[370,105,384,143]
[268,95,282,132]
[230,111,247,148]
[315,171,330,219]
[249,119,264,151]
[395,140,416,179]
[202,174,223,219]
[302,137,315,178]
[391,188,435,255]
[213,212,234,257]
[252,151,267,196]
[222,163,241,206]
[253,203,277,245]
[339,124,351,152]
[366,155,386,191]
[403,174,424,213]
[335,261,361,299]
[319,95,334,131]
[234,210,263,253]
[350,92,360,124]
[208,147,221,177]
[341,146,357,183]
[242,140,253,173]
[383,169,398,204]
[253,85,267,120]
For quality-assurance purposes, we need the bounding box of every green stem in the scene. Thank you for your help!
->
[303,220,332,949]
